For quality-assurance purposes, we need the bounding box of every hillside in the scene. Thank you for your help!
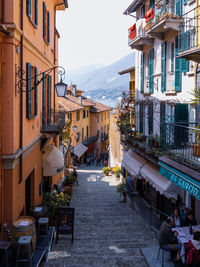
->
[65,53,135,107]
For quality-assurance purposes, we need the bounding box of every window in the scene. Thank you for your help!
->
[83,110,86,118]
[76,132,80,143]
[82,128,84,140]
[26,62,38,119]
[86,126,89,138]
[76,111,80,121]
[26,0,38,26]
[42,73,52,125]
[141,5,145,18]
[171,43,174,72]
[87,110,89,117]
[97,115,99,123]
[43,2,50,43]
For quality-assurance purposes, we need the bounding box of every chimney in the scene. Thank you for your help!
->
[71,84,77,96]
[78,96,82,105]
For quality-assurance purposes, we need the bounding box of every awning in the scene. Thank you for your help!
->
[121,150,147,177]
[160,162,200,200]
[42,144,64,176]
[73,143,88,158]
[141,163,179,200]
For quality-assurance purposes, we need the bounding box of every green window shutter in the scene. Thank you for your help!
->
[42,73,46,125]
[35,0,38,26]
[175,37,182,92]
[43,2,46,40]
[176,0,182,16]
[181,31,189,72]
[148,102,153,134]
[160,101,166,147]
[161,42,167,92]
[34,67,38,115]
[140,53,144,93]
[26,63,32,119]
[184,0,188,5]
[47,11,50,43]
[47,75,52,125]
[139,102,144,134]
[148,49,154,94]
[26,0,32,17]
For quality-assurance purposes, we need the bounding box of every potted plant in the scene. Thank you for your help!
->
[102,166,110,176]
[116,183,126,202]
[112,166,121,178]
[191,126,200,157]
[43,192,70,225]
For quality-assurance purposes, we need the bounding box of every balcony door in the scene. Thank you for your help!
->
[174,103,188,146]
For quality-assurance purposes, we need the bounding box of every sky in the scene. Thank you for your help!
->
[56,0,134,71]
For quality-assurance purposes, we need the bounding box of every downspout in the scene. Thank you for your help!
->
[19,0,23,184]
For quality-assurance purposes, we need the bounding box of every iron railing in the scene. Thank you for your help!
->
[178,6,200,52]
[41,110,66,133]
[163,122,200,169]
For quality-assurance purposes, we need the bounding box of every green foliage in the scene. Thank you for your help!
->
[43,192,70,219]
[116,183,126,196]
[192,126,200,145]
[190,87,200,106]
[112,166,121,178]
[102,167,110,174]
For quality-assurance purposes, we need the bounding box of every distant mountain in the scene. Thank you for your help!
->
[65,53,135,107]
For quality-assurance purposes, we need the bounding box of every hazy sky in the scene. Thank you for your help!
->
[56,0,134,70]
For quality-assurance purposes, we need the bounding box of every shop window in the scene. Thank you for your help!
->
[26,0,38,26]
[26,62,38,119]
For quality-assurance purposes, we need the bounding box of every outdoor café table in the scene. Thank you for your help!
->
[172,225,200,263]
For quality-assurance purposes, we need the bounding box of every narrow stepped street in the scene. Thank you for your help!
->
[45,165,157,267]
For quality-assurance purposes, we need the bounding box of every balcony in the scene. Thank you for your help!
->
[162,122,200,171]
[128,19,154,50]
[41,110,66,134]
[178,6,200,62]
[82,131,99,146]
[145,0,180,39]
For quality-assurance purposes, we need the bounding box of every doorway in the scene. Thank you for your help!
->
[25,170,34,215]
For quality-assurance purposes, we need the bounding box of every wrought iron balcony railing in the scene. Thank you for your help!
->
[101,133,109,142]
[82,131,99,146]
[178,6,200,62]
[41,110,66,134]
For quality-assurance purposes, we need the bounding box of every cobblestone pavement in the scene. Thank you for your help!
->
[45,165,158,267]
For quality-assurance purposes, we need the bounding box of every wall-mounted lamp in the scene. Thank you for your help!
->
[16,65,68,97]
[73,125,78,132]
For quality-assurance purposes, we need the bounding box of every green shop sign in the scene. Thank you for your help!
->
[159,162,200,200]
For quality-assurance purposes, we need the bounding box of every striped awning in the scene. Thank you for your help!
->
[73,143,88,158]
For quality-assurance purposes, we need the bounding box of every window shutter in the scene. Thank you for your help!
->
[139,102,144,133]
[26,0,32,17]
[35,0,38,26]
[26,63,32,119]
[161,42,167,92]
[47,75,52,125]
[47,11,50,43]
[148,102,153,134]
[42,73,46,125]
[181,31,189,72]
[149,49,154,94]
[43,2,46,39]
[175,37,182,92]
[176,0,182,16]
[140,53,144,93]
[160,101,166,147]
[34,67,38,115]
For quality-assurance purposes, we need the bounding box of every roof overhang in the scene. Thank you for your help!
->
[118,66,135,75]
[177,47,200,63]
[123,0,145,14]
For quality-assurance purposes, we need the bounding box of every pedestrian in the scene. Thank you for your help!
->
[96,157,101,167]
[72,168,78,186]
[52,184,58,194]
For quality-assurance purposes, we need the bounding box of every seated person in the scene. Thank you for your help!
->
[171,207,184,227]
[184,212,197,227]
[158,217,181,261]
[186,231,200,265]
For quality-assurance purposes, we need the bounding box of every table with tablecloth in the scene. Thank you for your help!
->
[173,225,200,263]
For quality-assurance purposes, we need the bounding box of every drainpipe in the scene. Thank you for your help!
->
[19,0,23,184]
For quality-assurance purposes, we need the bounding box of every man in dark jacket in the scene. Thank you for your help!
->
[159,217,181,253]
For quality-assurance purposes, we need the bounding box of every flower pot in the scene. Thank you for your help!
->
[105,172,109,176]
[192,144,200,157]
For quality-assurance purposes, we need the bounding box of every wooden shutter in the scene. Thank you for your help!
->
[139,102,144,133]
[26,63,32,119]
[43,2,46,40]
[42,73,46,125]
[176,0,182,16]
[174,103,188,145]
[141,53,144,93]
[161,42,166,92]
[175,37,182,92]
[181,31,189,72]
[148,102,153,134]
[148,49,154,94]
[47,11,50,43]
[26,0,32,17]
[35,0,38,26]
[47,75,52,125]
[34,67,38,115]
[160,101,166,147]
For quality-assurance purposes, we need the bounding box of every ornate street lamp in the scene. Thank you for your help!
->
[55,79,68,97]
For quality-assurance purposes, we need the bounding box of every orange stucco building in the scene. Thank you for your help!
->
[0,0,68,232]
